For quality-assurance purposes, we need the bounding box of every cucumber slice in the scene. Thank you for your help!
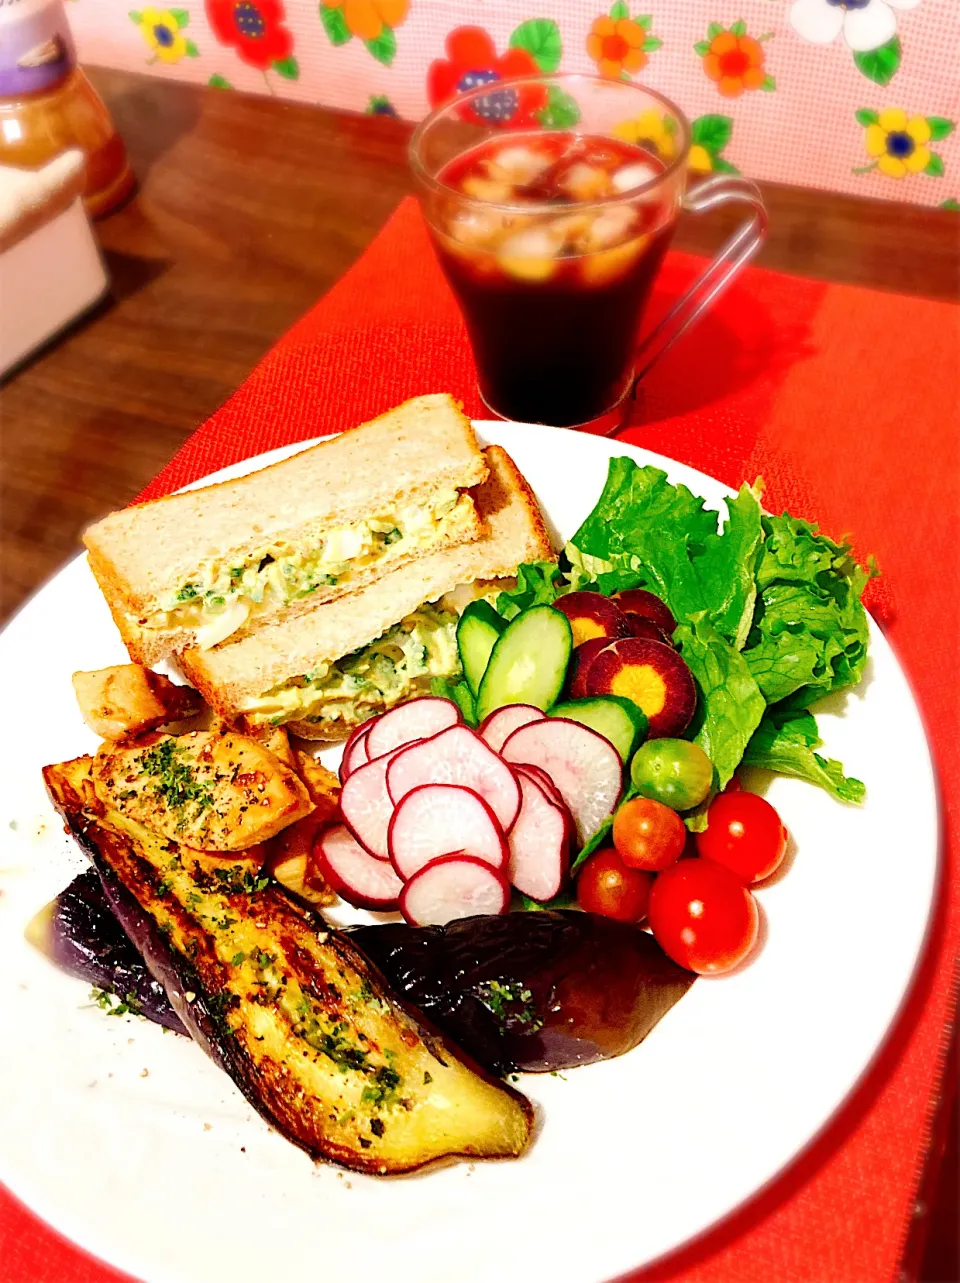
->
[476,606,573,722]
[457,601,506,697]
[548,696,648,763]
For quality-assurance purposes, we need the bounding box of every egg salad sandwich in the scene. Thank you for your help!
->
[83,395,489,666]
[178,446,554,739]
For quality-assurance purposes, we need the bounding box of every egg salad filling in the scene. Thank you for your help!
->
[242,604,462,730]
[141,491,473,650]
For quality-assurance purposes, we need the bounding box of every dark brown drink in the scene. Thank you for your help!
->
[431,132,678,427]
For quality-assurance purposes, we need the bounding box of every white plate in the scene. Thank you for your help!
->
[0,422,938,1283]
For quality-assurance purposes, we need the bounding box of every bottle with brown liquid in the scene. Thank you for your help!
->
[0,0,134,217]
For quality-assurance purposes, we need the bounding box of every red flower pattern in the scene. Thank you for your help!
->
[206,0,293,69]
[427,27,546,127]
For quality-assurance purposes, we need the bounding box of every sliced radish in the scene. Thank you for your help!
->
[479,703,545,754]
[399,855,510,927]
[388,784,507,882]
[501,717,622,847]
[513,762,565,810]
[366,696,461,761]
[339,745,409,860]
[340,721,374,783]
[314,824,403,910]
[508,773,571,902]
[386,725,521,831]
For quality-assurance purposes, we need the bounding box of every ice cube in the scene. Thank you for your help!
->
[498,226,559,282]
[485,145,552,186]
[611,162,660,194]
[559,162,612,202]
[461,175,514,203]
[447,208,506,250]
[584,205,638,252]
[581,236,649,286]
[550,212,594,251]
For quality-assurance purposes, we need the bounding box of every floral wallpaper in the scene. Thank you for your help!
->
[67,0,959,205]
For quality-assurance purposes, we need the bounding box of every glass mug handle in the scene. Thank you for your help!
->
[629,175,768,389]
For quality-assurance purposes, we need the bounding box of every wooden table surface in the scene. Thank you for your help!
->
[0,66,957,1279]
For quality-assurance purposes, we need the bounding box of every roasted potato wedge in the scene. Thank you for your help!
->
[91,730,314,851]
[44,756,533,1174]
[264,748,340,904]
[73,665,203,741]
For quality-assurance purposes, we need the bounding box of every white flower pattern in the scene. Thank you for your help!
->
[789,0,920,53]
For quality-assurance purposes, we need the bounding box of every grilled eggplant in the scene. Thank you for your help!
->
[354,912,695,1075]
[26,867,186,1033]
[43,756,533,1174]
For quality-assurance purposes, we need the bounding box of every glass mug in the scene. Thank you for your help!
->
[411,74,767,430]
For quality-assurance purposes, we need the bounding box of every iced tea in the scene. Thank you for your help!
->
[432,131,678,426]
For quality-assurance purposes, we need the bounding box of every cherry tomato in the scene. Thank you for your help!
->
[648,857,759,974]
[723,774,743,793]
[695,791,788,884]
[612,797,686,872]
[630,738,714,811]
[577,847,653,923]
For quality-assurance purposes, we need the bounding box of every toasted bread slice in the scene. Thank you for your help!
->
[179,446,554,737]
[86,395,488,664]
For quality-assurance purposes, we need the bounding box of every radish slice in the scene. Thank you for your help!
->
[399,855,510,927]
[386,725,522,831]
[339,746,408,860]
[340,722,374,783]
[366,697,461,761]
[388,785,507,882]
[501,717,622,846]
[479,703,545,754]
[513,762,565,810]
[314,824,403,910]
[508,773,571,902]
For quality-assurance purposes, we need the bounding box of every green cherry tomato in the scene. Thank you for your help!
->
[630,738,714,811]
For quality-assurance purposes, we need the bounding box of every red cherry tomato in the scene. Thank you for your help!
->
[577,847,653,923]
[723,774,743,793]
[695,791,788,884]
[612,797,686,872]
[648,857,759,974]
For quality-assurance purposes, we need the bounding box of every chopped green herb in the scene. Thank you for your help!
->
[176,583,199,601]
[477,979,543,1033]
[138,738,214,826]
[231,951,245,966]
[423,1071,433,1085]
[89,988,143,1018]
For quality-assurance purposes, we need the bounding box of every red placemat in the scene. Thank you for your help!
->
[3,198,957,1283]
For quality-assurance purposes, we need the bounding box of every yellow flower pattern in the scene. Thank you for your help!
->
[613,109,678,161]
[855,107,955,179]
[129,6,198,64]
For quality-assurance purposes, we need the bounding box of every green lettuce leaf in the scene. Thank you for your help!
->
[494,561,565,621]
[674,618,766,794]
[743,707,866,803]
[565,460,764,649]
[744,514,871,707]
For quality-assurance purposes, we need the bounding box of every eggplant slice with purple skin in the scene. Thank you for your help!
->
[42,756,533,1175]
[26,867,185,1033]
[33,871,694,1078]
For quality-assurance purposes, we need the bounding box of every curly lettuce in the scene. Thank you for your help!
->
[742,515,871,708]
[562,459,870,807]
[744,707,866,804]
